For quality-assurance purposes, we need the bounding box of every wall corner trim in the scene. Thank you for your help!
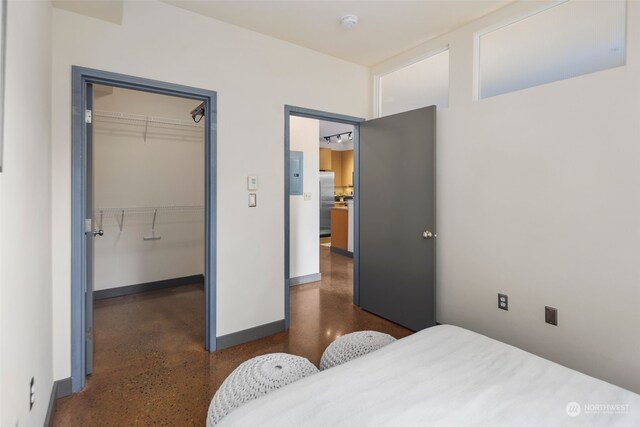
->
[289,272,321,286]
[216,320,286,350]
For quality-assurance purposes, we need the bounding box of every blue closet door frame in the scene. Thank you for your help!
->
[70,66,217,393]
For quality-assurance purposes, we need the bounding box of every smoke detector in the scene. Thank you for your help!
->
[340,15,358,29]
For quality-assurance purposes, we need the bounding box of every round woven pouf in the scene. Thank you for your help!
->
[207,353,318,426]
[320,331,396,371]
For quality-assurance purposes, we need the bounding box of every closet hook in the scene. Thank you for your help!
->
[117,209,124,232]
[143,209,161,241]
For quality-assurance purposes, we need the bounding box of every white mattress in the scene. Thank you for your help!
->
[217,325,640,426]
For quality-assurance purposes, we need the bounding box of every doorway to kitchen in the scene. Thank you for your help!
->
[284,106,364,330]
[71,67,217,393]
[318,120,355,256]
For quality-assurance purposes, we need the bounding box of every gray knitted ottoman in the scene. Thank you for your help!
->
[320,331,396,370]
[207,353,318,426]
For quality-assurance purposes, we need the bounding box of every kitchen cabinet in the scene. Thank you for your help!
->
[331,150,343,187]
[319,148,332,171]
[330,207,348,251]
[342,150,354,187]
[320,148,354,188]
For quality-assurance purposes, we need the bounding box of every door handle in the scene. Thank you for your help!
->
[422,230,436,240]
[85,217,104,237]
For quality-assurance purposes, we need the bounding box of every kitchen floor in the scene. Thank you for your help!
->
[53,246,411,426]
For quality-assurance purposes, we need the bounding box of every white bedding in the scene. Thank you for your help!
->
[217,325,640,426]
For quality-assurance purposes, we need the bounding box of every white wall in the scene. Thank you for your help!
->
[51,1,370,381]
[379,48,449,115]
[0,1,53,425]
[373,1,640,393]
[289,117,320,279]
[93,87,204,291]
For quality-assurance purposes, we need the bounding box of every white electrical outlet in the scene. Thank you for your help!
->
[304,192,312,201]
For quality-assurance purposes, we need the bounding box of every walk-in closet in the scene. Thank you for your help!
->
[90,84,205,378]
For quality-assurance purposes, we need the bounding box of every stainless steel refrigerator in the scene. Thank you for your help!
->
[319,171,334,237]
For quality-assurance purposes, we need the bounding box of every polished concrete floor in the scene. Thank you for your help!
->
[53,247,412,426]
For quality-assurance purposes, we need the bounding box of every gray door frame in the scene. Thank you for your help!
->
[71,66,217,393]
[284,105,365,328]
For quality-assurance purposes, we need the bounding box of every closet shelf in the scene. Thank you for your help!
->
[93,110,205,131]
[94,205,204,215]
[92,205,204,232]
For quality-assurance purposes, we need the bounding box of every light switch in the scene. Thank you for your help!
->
[304,192,312,201]
[249,193,257,207]
[247,175,258,191]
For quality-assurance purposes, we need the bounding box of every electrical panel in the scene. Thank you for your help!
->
[290,151,304,196]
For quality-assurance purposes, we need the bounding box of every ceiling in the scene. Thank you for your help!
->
[163,0,513,66]
[53,0,124,25]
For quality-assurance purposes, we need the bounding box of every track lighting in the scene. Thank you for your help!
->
[322,131,353,144]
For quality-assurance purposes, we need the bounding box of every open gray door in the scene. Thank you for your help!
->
[84,83,95,375]
[359,106,436,331]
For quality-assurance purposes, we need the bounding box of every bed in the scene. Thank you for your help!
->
[217,325,640,426]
